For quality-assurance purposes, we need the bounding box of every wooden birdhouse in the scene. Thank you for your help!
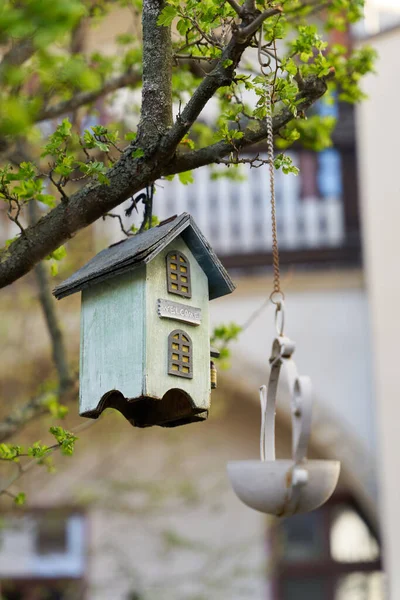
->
[53,213,235,428]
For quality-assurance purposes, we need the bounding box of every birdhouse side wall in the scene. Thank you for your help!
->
[144,237,210,409]
[80,268,146,415]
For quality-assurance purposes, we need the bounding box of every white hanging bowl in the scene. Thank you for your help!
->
[227,332,341,517]
[227,459,340,517]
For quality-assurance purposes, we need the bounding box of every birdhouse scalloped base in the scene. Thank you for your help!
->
[81,389,208,428]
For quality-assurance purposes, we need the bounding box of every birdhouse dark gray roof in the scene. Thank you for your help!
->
[53,213,235,300]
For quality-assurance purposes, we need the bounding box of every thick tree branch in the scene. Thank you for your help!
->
[160,38,247,154]
[138,0,173,146]
[0,69,332,291]
[163,73,333,175]
[36,70,142,122]
[0,145,162,289]
[0,12,334,290]
[160,6,283,155]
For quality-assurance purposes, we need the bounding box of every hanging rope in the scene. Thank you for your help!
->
[258,27,284,306]
[265,85,282,303]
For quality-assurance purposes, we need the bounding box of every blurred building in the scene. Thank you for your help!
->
[1,2,398,599]
[355,12,400,600]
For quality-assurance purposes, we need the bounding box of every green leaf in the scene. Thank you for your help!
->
[0,443,22,461]
[49,426,78,456]
[274,153,300,175]
[28,442,50,459]
[157,5,177,26]
[37,193,56,208]
[125,132,137,141]
[14,493,26,506]
[50,245,67,261]
[178,171,194,185]
[132,148,144,159]
[43,393,69,419]
[177,18,190,36]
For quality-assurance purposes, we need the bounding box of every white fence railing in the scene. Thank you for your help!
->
[151,156,345,256]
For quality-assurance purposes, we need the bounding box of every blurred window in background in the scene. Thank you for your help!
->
[0,510,86,600]
[271,494,385,600]
[36,514,68,555]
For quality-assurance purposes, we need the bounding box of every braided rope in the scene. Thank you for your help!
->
[265,85,283,303]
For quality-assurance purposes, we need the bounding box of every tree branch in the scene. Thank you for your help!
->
[0,20,334,290]
[137,0,173,147]
[0,145,161,289]
[160,6,283,155]
[160,38,247,154]
[239,6,283,39]
[28,201,71,394]
[35,262,71,389]
[0,417,94,496]
[37,70,141,122]
[0,67,332,291]
[0,38,35,80]
[225,0,244,15]
[0,380,78,443]
[162,73,333,175]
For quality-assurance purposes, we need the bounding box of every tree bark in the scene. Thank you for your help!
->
[137,0,173,148]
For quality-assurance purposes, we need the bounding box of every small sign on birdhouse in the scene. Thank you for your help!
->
[53,213,235,428]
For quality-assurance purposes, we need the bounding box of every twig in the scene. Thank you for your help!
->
[103,212,133,237]
[164,72,334,174]
[239,6,283,39]
[139,184,154,233]
[184,14,223,49]
[49,170,69,202]
[173,53,215,62]
[0,380,78,444]
[6,199,25,235]
[216,154,269,168]
[0,418,97,498]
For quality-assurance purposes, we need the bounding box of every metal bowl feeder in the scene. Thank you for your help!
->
[227,313,340,517]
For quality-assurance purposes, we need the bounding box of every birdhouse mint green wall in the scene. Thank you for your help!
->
[145,237,210,409]
[79,236,210,426]
[54,213,235,428]
[80,267,146,415]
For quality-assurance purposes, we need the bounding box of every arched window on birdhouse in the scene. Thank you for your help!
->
[166,251,192,298]
[168,329,193,379]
